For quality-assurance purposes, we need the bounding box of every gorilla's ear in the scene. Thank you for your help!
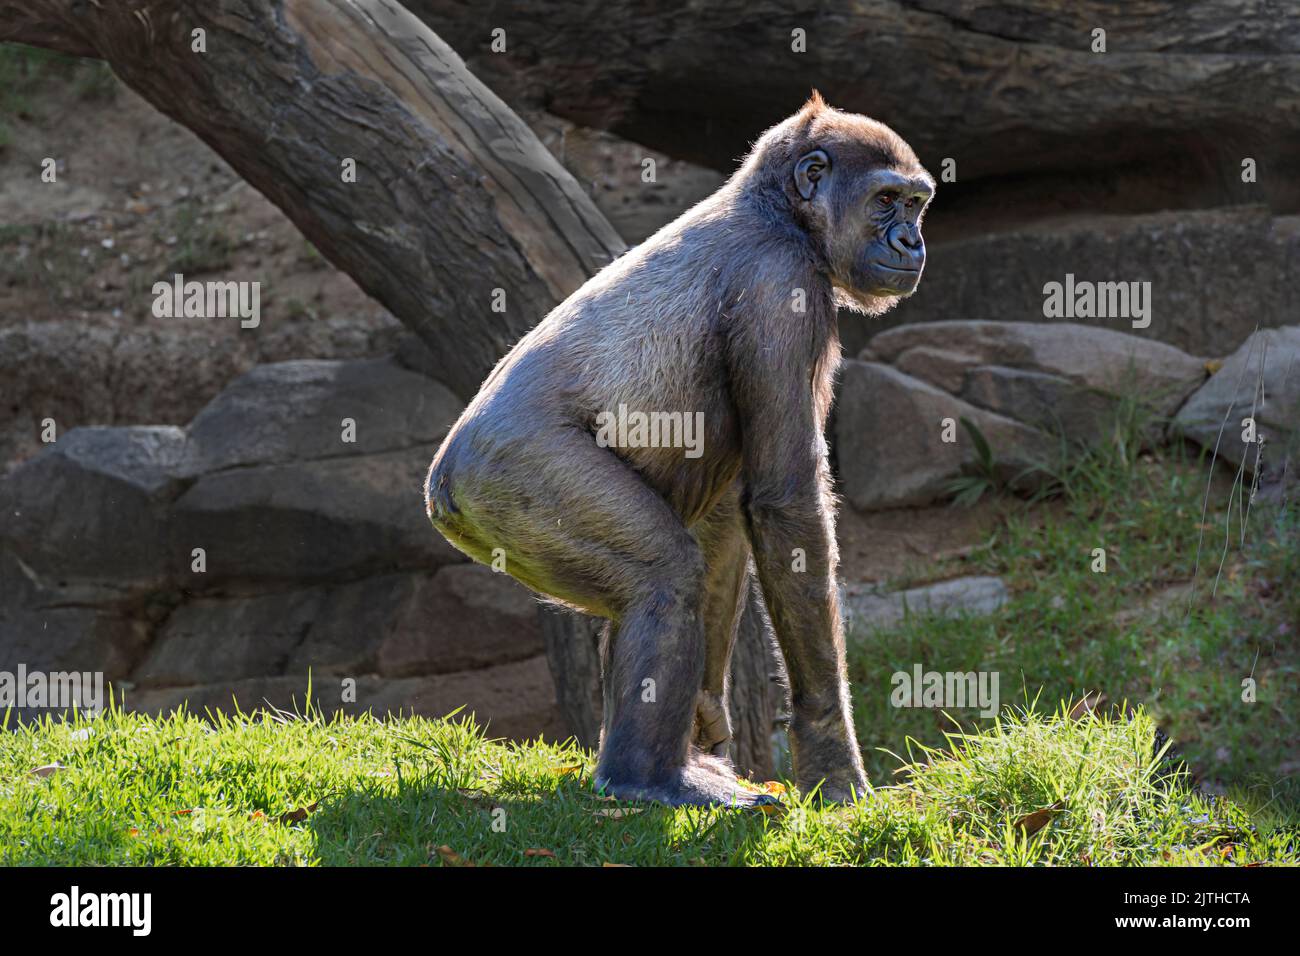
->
[794,149,830,201]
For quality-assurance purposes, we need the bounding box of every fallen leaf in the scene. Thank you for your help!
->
[28,762,65,778]
[553,765,583,777]
[1013,802,1064,836]
[593,807,643,820]
[524,848,556,859]
[127,827,141,837]
[737,778,787,796]
[1068,692,1107,721]
[249,810,266,822]
[435,844,475,867]
[601,862,631,867]
[757,801,788,818]
[277,801,319,825]
[174,808,193,816]
[1204,359,1223,374]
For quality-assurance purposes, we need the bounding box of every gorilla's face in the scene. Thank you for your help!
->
[791,129,933,315]
[848,167,932,296]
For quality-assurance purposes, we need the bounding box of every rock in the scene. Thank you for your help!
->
[131,564,544,687]
[373,564,544,677]
[868,209,1300,358]
[844,576,1009,634]
[124,655,566,742]
[1173,325,1300,477]
[960,366,1124,444]
[132,588,326,687]
[170,446,462,587]
[277,565,545,678]
[0,603,151,679]
[869,321,1206,416]
[835,360,1047,511]
[0,317,404,475]
[179,357,462,475]
[836,322,1209,509]
[0,426,187,588]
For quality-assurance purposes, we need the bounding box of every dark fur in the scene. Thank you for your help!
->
[426,94,933,806]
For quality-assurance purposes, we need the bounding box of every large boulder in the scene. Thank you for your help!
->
[170,446,462,588]
[178,358,461,475]
[836,361,1047,510]
[0,356,562,741]
[1173,326,1300,479]
[0,317,404,476]
[131,564,543,694]
[372,563,544,677]
[0,426,187,592]
[861,209,1300,359]
[837,321,1207,510]
[125,655,566,742]
[867,320,1207,414]
[132,588,328,687]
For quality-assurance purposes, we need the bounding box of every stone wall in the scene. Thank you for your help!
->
[0,357,565,739]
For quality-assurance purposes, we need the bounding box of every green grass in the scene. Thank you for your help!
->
[848,391,1299,813]
[1,701,1292,866]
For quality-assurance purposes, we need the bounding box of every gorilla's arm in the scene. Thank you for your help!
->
[727,302,868,798]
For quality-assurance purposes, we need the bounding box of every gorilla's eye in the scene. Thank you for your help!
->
[877,192,896,206]
[904,196,916,209]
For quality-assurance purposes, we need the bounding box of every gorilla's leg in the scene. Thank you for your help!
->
[430,430,763,807]
[691,487,750,759]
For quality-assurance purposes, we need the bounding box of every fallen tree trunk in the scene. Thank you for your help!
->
[405,0,1300,187]
[1,0,784,774]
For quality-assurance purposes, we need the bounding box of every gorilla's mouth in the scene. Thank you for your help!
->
[867,262,923,294]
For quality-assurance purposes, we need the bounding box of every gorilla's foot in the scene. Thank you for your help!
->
[596,751,778,809]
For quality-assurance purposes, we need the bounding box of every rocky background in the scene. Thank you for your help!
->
[1,3,1297,750]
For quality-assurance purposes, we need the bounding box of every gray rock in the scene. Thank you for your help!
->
[179,357,462,475]
[869,321,1206,416]
[844,576,1009,634]
[835,360,1047,510]
[132,589,326,687]
[130,563,543,688]
[373,563,544,677]
[836,321,1211,509]
[0,426,187,588]
[0,317,405,476]
[960,365,1124,443]
[123,655,565,742]
[870,208,1300,358]
[0,603,151,679]
[1173,325,1300,477]
[170,446,462,587]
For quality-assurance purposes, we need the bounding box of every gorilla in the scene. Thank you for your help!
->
[427,93,933,806]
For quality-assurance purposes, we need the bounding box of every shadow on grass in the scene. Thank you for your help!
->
[309,779,777,867]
